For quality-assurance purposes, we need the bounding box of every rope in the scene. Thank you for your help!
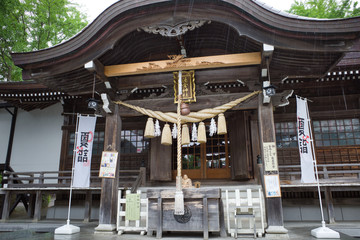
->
[114,91,261,123]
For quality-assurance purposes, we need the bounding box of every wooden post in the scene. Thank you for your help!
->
[156,196,163,239]
[139,167,146,186]
[324,187,335,224]
[219,199,227,237]
[33,190,42,222]
[203,197,209,240]
[27,193,36,218]
[258,95,288,236]
[84,190,92,223]
[95,104,122,233]
[1,191,11,221]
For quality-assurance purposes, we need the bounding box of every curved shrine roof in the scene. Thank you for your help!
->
[9,0,360,96]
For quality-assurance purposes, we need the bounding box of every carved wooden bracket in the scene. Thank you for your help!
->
[272,90,293,107]
[139,20,211,37]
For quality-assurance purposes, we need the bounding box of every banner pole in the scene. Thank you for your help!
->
[305,99,325,224]
[67,113,79,224]
[304,98,340,239]
[55,114,81,234]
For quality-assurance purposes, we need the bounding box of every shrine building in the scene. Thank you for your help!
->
[1,0,360,237]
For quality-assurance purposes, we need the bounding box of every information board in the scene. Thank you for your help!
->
[99,151,118,178]
[264,174,281,198]
[263,142,279,171]
[125,193,141,221]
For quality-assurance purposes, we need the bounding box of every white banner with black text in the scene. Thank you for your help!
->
[73,115,97,188]
[296,96,316,183]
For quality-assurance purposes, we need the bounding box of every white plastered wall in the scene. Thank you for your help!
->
[0,109,12,164]
[9,103,63,172]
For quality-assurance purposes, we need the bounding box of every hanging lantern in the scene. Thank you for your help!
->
[144,117,155,138]
[197,122,206,143]
[217,113,227,135]
[161,123,172,145]
[182,124,190,145]
[181,102,190,116]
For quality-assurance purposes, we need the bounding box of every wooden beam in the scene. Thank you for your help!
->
[105,52,261,77]
[114,67,259,89]
[85,59,113,89]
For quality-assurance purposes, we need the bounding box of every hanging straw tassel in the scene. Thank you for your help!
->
[197,122,207,143]
[144,117,155,138]
[161,123,172,145]
[182,124,190,145]
[217,113,227,135]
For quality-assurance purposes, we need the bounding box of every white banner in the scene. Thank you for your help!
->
[73,115,97,187]
[296,96,316,183]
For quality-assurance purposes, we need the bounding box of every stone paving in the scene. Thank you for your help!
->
[0,220,359,240]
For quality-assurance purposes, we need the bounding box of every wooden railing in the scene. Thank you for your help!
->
[2,168,146,190]
[0,168,146,222]
[279,163,360,182]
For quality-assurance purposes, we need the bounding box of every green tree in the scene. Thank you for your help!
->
[288,0,360,18]
[0,0,88,81]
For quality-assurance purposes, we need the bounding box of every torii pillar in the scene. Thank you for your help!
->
[258,95,289,239]
[95,104,122,233]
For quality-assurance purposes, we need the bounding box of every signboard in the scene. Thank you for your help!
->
[264,174,281,198]
[174,70,196,103]
[125,193,141,221]
[99,151,118,178]
[263,142,278,171]
[73,115,97,188]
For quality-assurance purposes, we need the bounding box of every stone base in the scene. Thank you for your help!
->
[266,226,289,239]
[94,224,116,234]
[311,226,340,239]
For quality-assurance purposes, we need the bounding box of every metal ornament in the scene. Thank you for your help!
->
[181,102,190,115]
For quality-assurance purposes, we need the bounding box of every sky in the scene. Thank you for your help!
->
[71,0,294,22]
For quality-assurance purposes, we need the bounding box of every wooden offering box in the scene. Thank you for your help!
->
[147,188,226,239]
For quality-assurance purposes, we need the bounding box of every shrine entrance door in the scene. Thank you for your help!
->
[172,130,231,180]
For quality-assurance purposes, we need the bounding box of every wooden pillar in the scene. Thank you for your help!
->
[95,104,122,233]
[203,197,209,240]
[27,193,36,218]
[33,190,42,222]
[258,95,288,237]
[156,197,163,239]
[84,190,92,223]
[1,191,11,221]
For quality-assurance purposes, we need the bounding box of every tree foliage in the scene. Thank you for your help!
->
[288,0,360,18]
[0,0,88,81]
